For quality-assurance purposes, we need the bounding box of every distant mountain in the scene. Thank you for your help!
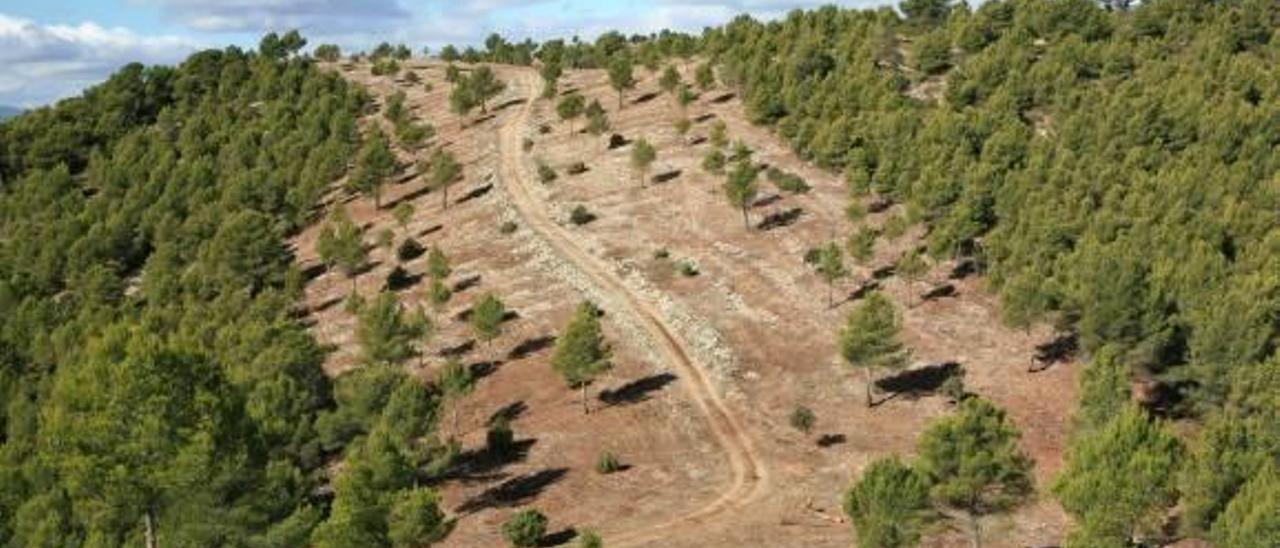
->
[0,105,23,120]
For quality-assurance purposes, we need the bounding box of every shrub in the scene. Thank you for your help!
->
[570,205,596,225]
[767,167,811,194]
[702,149,726,174]
[397,237,425,262]
[596,451,622,474]
[344,292,366,314]
[566,161,589,175]
[882,214,909,239]
[653,248,670,260]
[500,221,518,234]
[428,278,452,309]
[789,405,816,434]
[501,509,547,548]
[537,161,557,183]
[522,137,534,152]
[577,530,603,548]
[677,261,699,277]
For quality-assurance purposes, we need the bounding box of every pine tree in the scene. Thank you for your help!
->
[918,398,1034,548]
[317,208,368,295]
[556,93,584,134]
[551,302,613,414]
[630,138,656,187]
[840,292,910,407]
[387,488,452,547]
[817,241,849,308]
[1054,405,1183,546]
[843,457,932,548]
[695,62,715,90]
[357,292,425,365]
[470,294,506,360]
[659,65,682,101]
[723,161,759,230]
[425,148,462,209]
[608,55,635,110]
[351,129,396,209]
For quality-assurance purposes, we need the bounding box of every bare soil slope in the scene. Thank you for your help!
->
[304,59,1079,547]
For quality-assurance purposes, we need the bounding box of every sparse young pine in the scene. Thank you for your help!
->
[426,246,452,281]
[350,129,396,208]
[357,291,425,365]
[470,293,506,358]
[552,301,613,414]
[676,84,696,112]
[540,60,563,98]
[674,117,692,145]
[840,292,909,407]
[557,93,585,134]
[844,457,932,548]
[723,161,759,229]
[607,55,635,110]
[695,62,715,90]
[438,357,473,434]
[918,398,1034,548]
[630,138,657,187]
[393,202,415,235]
[709,121,728,148]
[817,241,849,308]
[659,65,682,97]
[317,208,368,295]
[426,148,462,209]
[847,228,877,269]
[468,65,507,112]
[502,509,547,548]
[585,99,610,136]
[896,250,929,306]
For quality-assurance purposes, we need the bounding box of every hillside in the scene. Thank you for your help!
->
[1,1,1278,547]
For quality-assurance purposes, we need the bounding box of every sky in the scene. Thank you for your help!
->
[0,0,896,108]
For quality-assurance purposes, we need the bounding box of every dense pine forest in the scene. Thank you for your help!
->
[0,35,452,546]
[702,1,1278,543]
[1,0,1277,546]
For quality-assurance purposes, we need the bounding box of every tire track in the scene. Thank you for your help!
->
[495,69,770,546]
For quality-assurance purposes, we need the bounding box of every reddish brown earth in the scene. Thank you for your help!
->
[295,58,1079,547]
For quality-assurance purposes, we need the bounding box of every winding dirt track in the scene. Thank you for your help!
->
[496,69,770,546]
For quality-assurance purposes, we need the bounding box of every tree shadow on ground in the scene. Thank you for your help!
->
[452,274,482,293]
[439,339,475,358]
[445,437,537,485]
[757,207,803,231]
[693,112,716,123]
[875,361,962,400]
[417,224,443,238]
[508,335,557,360]
[456,184,493,205]
[455,467,568,514]
[539,529,578,547]
[651,169,682,185]
[1031,332,1077,372]
[711,92,736,103]
[599,372,677,406]
[817,434,846,448]
[632,92,659,105]
[752,194,783,208]
[919,283,956,303]
[494,98,526,111]
[488,400,528,425]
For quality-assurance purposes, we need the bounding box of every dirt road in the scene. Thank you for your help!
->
[495,69,770,546]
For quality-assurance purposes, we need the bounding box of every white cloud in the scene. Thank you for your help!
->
[0,14,199,107]
[138,0,410,33]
